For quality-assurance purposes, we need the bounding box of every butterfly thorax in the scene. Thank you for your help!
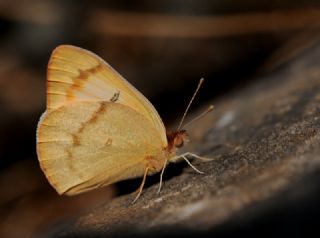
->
[145,130,189,175]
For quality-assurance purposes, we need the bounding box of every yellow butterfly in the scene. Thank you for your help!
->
[36,45,213,203]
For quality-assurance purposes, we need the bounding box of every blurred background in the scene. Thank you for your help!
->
[1,0,320,237]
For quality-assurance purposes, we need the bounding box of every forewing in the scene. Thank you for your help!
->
[47,45,167,145]
[37,101,164,195]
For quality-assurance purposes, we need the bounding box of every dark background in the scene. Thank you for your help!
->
[0,0,320,237]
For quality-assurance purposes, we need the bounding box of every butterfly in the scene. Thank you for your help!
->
[36,45,213,203]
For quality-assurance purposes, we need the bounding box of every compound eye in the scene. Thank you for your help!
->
[174,138,184,148]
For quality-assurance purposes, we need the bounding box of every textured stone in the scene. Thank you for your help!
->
[44,43,320,238]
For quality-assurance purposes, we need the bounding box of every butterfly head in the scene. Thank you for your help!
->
[167,130,189,150]
[167,78,213,154]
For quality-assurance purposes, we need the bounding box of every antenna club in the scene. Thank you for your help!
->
[181,104,214,128]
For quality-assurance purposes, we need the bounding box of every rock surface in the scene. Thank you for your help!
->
[45,43,320,237]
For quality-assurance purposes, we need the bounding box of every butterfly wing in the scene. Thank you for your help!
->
[37,101,165,195]
[47,45,167,145]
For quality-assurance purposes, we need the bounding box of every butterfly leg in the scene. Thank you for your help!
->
[180,152,214,162]
[181,155,204,174]
[132,166,149,204]
[169,151,215,174]
[169,154,204,174]
[170,152,213,163]
[157,159,168,194]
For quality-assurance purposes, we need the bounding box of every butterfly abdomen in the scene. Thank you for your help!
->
[145,154,167,175]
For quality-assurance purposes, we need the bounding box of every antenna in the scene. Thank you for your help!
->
[182,105,214,128]
[177,78,204,130]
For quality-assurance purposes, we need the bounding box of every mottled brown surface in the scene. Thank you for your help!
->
[42,42,320,237]
[1,2,320,238]
[0,161,114,238]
